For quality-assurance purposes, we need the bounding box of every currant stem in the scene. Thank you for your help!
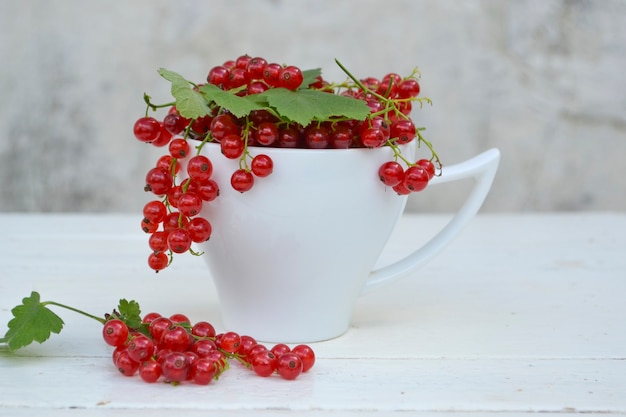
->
[41,301,106,325]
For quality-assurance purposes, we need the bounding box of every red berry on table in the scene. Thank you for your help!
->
[251,350,278,377]
[291,344,316,372]
[276,352,303,380]
[102,319,129,347]
[160,352,190,383]
[139,359,162,383]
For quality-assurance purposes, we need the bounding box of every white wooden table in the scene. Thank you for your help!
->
[1,213,625,416]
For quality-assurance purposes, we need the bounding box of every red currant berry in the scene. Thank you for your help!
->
[141,217,159,234]
[278,126,301,148]
[186,155,213,182]
[379,73,402,97]
[277,352,303,380]
[143,200,167,224]
[255,122,279,146]
[169,138,190,159]
[145,168,173,196]
[149,316,173,342]
[247,81,269,95]
[102,319,129,347]
[148,251,169,271]
[291,344,316,372]
[159,325,192,352]
[304,125,330,149]
[246,57,268,80]
[169,313,191,325]
[115,349,140,377]
[279,65,304,90]
[207,65,231,89]
[378,161,405,187]
[148,231,169,253]
[191,321,216,338]
[230,169,254,193]
[133,117,161,143]
[251,154,273,177]
[142,312,161,324]
[416,159,436,179]
[178,192,202,217]
[403,165,430,192]
[190,357,218,385]
[235,54,252,69]
[188,217,212,242]
[220,134,245,159]
[270,343,291,357]
[160,351,190,383]
[393,181,412,195]
[139,359,162,383]
[162,212,189,233]
[191,339,218,358]
[390,119,416,144]
[251,350,277,377]
[239,335,257,358]
[163,112,189,135]
[218,331,241,353]
[127,334,156,363]
[210,114,238,141]
[156,154,179,175]
[197,179,220,202]
[330,125,354,149]
[151,122,173,147]
[262,62,283,87]
[167,228,192,253]
[229,67,250,89]
[397,78,420,98]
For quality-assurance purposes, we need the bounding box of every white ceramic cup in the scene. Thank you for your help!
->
[184,141,500,343]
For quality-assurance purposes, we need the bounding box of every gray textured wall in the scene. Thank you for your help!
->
[1,0,625,213]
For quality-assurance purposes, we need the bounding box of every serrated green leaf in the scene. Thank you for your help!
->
[301,68,322,88]
[117,299,142,329]
[158,68,212,119]
[1,291,64,351]
[258,88,371,126]
[197,83,266,118]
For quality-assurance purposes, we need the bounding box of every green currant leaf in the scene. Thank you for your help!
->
[158,68,212,119]
[116,299,142,330]
[301,68,322,88]
[258,88,371,126]
[197,83,266,118]
[1,292,64,351]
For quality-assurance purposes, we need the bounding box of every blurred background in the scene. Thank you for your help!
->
[1,0,624,213]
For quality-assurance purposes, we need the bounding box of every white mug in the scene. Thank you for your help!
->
[183,141,500,343]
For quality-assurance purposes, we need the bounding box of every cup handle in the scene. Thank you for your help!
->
[362,148,501,294]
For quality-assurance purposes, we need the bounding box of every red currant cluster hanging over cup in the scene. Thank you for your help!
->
[133,54,441,272]
[103,311,315,384]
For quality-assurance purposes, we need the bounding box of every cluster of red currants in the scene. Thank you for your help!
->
[133,54,440,271]
[103,312,315,385]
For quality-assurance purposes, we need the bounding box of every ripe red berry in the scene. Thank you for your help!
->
[186,155,213,182]
[148,251,169,271]
[230,169,254,193]
[220,134,245,159]
[378,161,405,187]
[291,344,316,372]
[169,138,190,159]
[160,351,190,383]
[102,319,129,347]
[416,158,436,179]
[187,217,212,242]
[251,350,277,377]
[255,122,279,146]
[133,117,161,143]
[403,165,430,192]
[139,359,162,383]
[276,352,303,380]
[178,192,202,217]
[145,168,173,196]
[251,154,273,177]
[167,228,192,253]
[279,65,304,90]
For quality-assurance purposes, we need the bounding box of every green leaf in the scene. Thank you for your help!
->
[258,88,371,126]
[301,68,322,88]
[1,292,64,351]
[197,83,266,118]
[117,299,142,330]
[158,68,212,119]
